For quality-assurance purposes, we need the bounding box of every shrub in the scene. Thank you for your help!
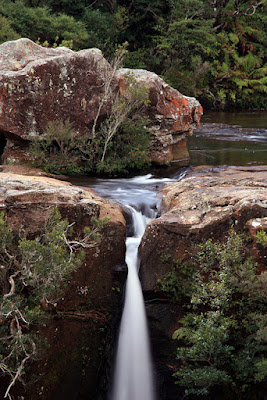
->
[0,209,104,399]
[165,229,267,399]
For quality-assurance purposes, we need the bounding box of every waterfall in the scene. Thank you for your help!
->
[112,205,155,400]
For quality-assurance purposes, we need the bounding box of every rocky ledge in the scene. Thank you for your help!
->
[0,166,126,399]
[0,38,202,165]
[140,165,267,291]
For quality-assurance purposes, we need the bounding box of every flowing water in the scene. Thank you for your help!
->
[82,173,184,400]
[111,205,154,400]
[188,111,267,166]
[66,111,266,400]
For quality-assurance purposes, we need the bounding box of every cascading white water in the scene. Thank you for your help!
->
[112,206,155,400]
[84,172,186,400]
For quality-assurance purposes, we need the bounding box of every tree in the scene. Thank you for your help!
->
[0,0,90,50]
[98,70,150,163]
[0,15,20,44]
[0,209,105,399]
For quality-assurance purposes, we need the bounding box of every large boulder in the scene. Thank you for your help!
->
[0,38,112,140]
[140,165,267,291]
[0,38,202,165]
[0,166,126,399]
[118,69,202,165]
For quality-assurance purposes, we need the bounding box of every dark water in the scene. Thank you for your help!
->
[188,111,267,166]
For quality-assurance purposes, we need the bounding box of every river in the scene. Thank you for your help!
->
[188,111,267,166]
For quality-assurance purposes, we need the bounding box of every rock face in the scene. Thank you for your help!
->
[139,165,267,399]
[140,165,267,291]
[0,38,202,165]
[0,38,112,140]
[118,69,202,165]
[0,166,126,400]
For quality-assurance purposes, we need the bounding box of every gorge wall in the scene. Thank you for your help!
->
[0,166,126,400]
[0,38,202,166]
[139,165,267,399]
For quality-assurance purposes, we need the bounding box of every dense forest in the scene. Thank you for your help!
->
[0,0,266,109]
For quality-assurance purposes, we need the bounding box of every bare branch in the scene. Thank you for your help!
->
[233,0,263,16]
[4,353,31,399]
[91,46,126,138]
[4,271,21,299]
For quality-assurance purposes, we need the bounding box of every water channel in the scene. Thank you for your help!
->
[69,111,267,400]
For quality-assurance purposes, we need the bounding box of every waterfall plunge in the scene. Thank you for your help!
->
[112,206,155,400]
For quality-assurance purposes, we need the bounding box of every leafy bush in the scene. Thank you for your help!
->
[156,256,195,302]
[165,229,267,398]
[0,209,104,398]
[95,118,151,175]
[30,119,84,175]
[0,0,89,50]
[0,15,20,44]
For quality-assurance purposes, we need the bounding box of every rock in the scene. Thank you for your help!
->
[118,68,202,165]
[140,165,267,291]
[0,39,112,142]
[0,169,126,399]
[139,165,267,399]
[0,38,202,166]
[0,168,126,302]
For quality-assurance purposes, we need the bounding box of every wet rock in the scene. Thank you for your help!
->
[140,165,267,291]
[0,169,126,399]
[0,38,202,166]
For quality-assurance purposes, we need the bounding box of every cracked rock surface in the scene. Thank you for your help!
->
[140,165,267,291]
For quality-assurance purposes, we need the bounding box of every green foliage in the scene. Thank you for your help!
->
[30,119,82,175]
[0,0,89,50]
[256,229,267,247]
[157,257,195,302]
[171,229,267,398]
[95,118,151,175]
[0,15,20,44]
[0,209,104,398]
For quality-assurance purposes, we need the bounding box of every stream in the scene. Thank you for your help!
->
[188,111,267,166]
[87,174,182,400]
[69,111,267,400]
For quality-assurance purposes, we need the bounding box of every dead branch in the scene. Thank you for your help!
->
[4,271,21,299]
[233,0,263,16]
[4,347,35,399]
[57,310,108,325]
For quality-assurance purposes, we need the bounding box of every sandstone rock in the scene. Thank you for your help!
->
[0,38,202,166]
[118,68,202,165]
[140,165,267,291]
[0,169,126,302]
[0,38,112,143]
[0,169,126,399]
